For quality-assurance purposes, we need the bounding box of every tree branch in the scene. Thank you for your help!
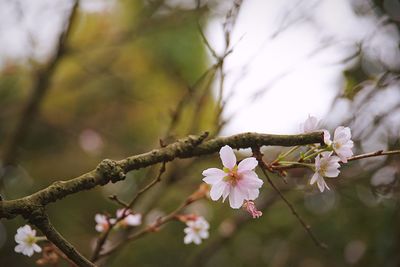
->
[0,131,323,220]
[30,209,95,267]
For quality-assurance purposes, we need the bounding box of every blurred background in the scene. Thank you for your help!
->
[0,0,399,266]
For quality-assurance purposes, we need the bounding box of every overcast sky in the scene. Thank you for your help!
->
[206,0,400,134]
[0,0,399,135]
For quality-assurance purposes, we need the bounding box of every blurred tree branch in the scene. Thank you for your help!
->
[1,0,79,183]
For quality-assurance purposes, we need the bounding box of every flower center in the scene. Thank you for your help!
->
[192,226,202,233]
[223,166,241,185]
[24,235,37,246]
[334,142,341,150]
[319,161,328,175]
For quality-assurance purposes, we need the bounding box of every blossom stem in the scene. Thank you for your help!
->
[300,146,319,159]
[36,236,48,242]
[302,148,329,161]
[279,161,314,168]
[272,146,300,164]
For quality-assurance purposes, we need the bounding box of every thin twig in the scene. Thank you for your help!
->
[97,190,202,260]
[129,162,167,208]
[108,195,129,208]
[347,149,400,162]
[188,192,281,267]
[165,64,218,138]
[91,162,167,261]
[253,148,328,250]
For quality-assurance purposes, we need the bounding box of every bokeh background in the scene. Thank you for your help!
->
[0,0,399,266]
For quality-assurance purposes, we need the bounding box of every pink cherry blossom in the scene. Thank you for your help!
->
[202,145,263,209]
[310,151,341,192]
[332,126,354,163]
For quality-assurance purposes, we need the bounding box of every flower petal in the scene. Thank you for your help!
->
[310,172,320,185]
[184,234,192,244]
[209,182,226,201]
[95,225,104,232]
[248,189,260,200]
[219,145,236,169]
[25,247,34,257]
[199,230,209,239]
[95,214,106,224]
[202,169,225,184]
[322,129,332,145]
[14,244,24,253]
[317,177,329,192]
[239,173,263,189]
[237,157,258,172]
[325,167,340,177]
[125,214,142,226]
[202,168,226,178]
[33,244,42,253]
[193,236,202,245]
[222,185,230,201]
[228,186,245,209]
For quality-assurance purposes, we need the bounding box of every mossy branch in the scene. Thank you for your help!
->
[0,131,323,220]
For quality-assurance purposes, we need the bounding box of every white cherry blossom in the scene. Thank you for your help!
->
[300,115,319,133]
[183,216,209,245]
[95,214,115,232]
[300,116,331,145]
[310,151,341,192]
[14,225,43,257]
[202,145,263,209]
[332,126,354,163]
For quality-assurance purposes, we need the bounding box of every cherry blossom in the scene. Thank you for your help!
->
[14,225,43,257]
[115,209,142,227]
[202,145,263,209]
[95,214,115,232]
[332,126,354,163]
[183,216,209,245]
[300,115,319,133]
[310,151,341,192]
[300,116,331,145]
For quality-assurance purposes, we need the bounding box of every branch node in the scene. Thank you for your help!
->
[27,207,47,224]
[97,159,125,184]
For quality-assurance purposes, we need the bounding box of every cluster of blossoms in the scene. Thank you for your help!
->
[200,116,354,222]
[301,115,354,192]
[14,225,45,257]
[95,208,142,232]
